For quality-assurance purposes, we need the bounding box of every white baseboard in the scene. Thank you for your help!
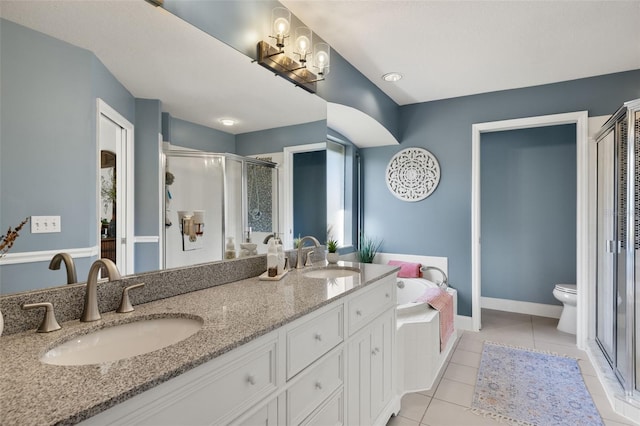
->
[456,315,474,331]
[481,296,562,319]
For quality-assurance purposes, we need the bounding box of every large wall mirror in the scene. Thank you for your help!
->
[0,1,342,294]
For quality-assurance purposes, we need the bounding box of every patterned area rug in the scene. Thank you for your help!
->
[471,342,603,426]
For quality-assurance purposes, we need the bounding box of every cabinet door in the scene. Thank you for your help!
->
[370,310,394,421]
[347,326,372,426]
[347,309,395,426]
[233,398,278,426]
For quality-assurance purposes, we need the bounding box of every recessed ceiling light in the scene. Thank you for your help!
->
[219,119,236,126]
[382,72,402,82]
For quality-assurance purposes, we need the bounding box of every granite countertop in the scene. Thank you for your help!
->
[0,262,397,426]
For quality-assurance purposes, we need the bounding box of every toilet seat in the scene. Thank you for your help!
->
[554,284,576,294]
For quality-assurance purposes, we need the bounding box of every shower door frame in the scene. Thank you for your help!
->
[593,98,639,397]
[161,150,278,268]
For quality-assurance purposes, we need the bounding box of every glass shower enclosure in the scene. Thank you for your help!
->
[594,98,639,399]
[163,151,278,269]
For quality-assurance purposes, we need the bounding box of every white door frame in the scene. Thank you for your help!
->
[97,98,134,275]
[471,111,589,348]
[283,143,326,249]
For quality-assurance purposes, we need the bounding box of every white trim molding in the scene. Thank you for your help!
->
[0,246,99,265]
[481,296,562,319]
[97,98,135,276]
[283,142,326,250]
[134,236,160,244]
[471,111,589,350]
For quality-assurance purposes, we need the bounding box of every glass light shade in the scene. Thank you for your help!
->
[313,42,330,76]
[271,7,290,48]
[294,27,312,63]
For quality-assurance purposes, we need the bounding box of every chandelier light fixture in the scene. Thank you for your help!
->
[257,7,330,93]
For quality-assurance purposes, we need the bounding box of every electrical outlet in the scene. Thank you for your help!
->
[31,216,61,234]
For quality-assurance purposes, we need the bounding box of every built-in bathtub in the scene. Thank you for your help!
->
[373,253,459,395]
[396,277,440,314]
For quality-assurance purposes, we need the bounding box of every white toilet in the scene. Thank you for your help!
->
[553,284,577,335]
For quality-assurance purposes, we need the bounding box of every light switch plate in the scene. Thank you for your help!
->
[31,216,61,233]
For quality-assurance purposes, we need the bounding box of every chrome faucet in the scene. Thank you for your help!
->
[296,236,320,269]
[81,259,121,322]
[49,252,77,284]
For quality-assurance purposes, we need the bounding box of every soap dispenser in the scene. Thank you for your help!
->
[225,237,236,259]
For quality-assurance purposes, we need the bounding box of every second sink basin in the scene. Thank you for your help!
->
[41,316,203,366]
[303,267,361,279]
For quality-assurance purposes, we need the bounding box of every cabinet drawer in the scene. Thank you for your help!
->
[287,305,344,379]
[348,278,395,335]
[119,341,277,425]
[300,389,344,426]
[288,350,343,425]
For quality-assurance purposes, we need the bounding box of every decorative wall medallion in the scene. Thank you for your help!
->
[386,148,440,202]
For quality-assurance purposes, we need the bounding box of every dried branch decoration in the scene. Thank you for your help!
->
[0,217,29,258]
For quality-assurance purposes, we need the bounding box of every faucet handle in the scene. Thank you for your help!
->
[305,251,314,267]
[117,283,145,313]
[22,302,61,333]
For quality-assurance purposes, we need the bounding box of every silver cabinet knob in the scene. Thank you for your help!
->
[247,375,256,385]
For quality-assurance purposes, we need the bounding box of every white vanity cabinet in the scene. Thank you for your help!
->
[347,275,397,426]
[81,273,398,426]
[81,333,279,426]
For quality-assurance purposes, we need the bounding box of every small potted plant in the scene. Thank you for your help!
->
[357,234,382,263]
[326,238,339,264]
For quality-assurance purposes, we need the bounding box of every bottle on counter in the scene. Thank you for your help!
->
[225,237,236,259]
[267,238,278,277]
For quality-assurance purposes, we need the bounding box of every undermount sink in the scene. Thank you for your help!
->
[303,267,361,279]
[41,316,203,366]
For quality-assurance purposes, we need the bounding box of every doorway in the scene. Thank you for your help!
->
[283,141,347,249]
[480,125,577,320]
[471,111,589,347]
[97,99,134,275]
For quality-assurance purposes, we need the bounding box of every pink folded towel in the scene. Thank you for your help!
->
[388,260,421,278]
[415,287,454,352]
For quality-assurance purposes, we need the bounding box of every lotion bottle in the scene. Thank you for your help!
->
[267,238,278,277]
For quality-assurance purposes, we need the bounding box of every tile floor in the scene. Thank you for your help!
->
[387,309,639,426]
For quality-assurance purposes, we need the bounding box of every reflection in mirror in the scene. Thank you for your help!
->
[288,141,352,250]
[0,2,326,295]
[99,151,117,273]
[163,152,278,269]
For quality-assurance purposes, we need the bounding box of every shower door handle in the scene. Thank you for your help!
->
[606,240,616,253]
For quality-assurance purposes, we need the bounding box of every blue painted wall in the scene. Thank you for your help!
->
[163,0,399,141]
[363,70,640,316]
[0,19,135,293]
[163,114,235,153]
[236,120,327,155]
[481,125,576,305]
[293,151,327,240]
[134,99,162,273]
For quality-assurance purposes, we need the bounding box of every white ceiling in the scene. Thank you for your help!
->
[0,0,326,135]
[281,0,640,105]
[2,1,638,140]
